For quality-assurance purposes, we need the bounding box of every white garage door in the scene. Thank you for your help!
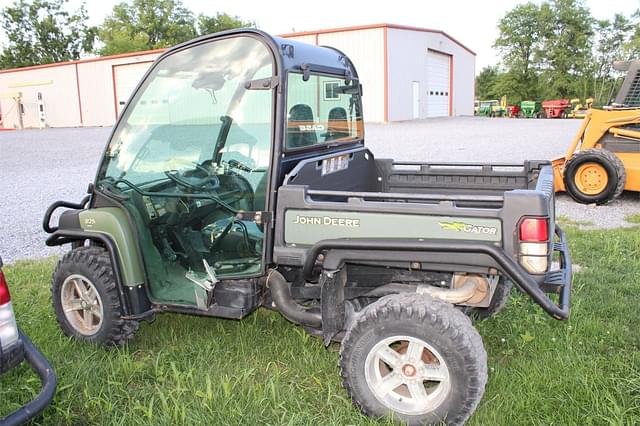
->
[426,51,450,117]
[114,62,153,116]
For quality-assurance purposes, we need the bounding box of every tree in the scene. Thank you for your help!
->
[0,0,96,69]
[493,2,545,99]
[591,14,632,104]
[197,12,255,36]
[475,66,500,100]
[537,0,594,98]
[624,9,640,59]
[98,0,197,55]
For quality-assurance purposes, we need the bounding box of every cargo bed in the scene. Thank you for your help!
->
[274,147,555,266]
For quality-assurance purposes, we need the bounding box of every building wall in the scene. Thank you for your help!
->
[0,51,160,129]
[282,28,386,123]
[387,28,475,121]
[77,53,160,127]
[0,64,80,128]
[0,26,474,128]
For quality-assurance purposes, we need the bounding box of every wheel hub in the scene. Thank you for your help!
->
[60,274,104,336]
[365,336,451,416]
[402,363,417,377]
[575,162,608,195]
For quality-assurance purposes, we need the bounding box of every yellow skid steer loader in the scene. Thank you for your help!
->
[553,60,640,204]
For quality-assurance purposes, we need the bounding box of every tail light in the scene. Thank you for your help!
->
[0,270,20,350]
[518,218,549,274]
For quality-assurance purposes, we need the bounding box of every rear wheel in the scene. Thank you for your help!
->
[340,293,487,425]
[52,247,139,346]
[563,148,626,205]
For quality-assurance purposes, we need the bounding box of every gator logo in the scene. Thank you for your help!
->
[439,221,498,235]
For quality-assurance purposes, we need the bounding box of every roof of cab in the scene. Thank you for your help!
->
[163,28,358,79]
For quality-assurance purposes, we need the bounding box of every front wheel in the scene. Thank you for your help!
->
[563,148,626,205]
[52,247,139,346]
[340,293,487,425]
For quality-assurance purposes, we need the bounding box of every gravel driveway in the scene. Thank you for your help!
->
[1,117,638,263]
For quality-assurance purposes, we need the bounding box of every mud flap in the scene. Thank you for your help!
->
[320,268,346,346]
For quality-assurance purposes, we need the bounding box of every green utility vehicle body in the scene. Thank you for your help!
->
[43,29,572,424]
[519,101,544,118]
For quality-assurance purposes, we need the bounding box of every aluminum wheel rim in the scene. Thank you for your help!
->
[61,274,104,336]
[365,335,451,416]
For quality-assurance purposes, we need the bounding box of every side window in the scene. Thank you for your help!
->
[285,72,363,150]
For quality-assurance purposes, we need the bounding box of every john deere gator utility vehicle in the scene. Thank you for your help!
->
[553,60,640,204]
[43,29,572,425]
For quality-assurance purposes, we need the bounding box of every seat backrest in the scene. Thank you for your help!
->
[286,104,317,148]
[324,107,349,141]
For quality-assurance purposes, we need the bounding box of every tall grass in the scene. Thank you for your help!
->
[1,225,639,425]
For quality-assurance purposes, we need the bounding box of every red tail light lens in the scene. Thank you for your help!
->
[519,218,548,242]
[0,270,10,305]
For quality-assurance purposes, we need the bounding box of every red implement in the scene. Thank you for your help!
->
[542,99,571,118]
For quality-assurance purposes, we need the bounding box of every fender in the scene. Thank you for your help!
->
[44,207,150,316]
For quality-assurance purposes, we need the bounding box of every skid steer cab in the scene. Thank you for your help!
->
[44,29,572,425]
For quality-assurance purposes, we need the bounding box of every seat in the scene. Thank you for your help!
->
[323,107,350,142]
[286,104,317,148]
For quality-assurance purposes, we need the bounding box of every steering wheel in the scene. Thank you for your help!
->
[164,160,219,191]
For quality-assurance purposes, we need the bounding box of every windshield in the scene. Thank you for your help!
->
[285,72,363,150]
[98,36,274,190]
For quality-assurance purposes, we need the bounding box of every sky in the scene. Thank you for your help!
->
[1,0,639,71]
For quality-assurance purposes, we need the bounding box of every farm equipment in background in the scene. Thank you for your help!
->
[542,99,572,118]
[552,60,640,204]
[519,101,544,118]
[493,95,508,117]
[477,97,508,117]
[476,99,498,116]
[507,104,521,118]
[568,98,593,119]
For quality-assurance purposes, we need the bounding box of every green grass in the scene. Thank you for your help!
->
[2,226,640,425]
[557,214,594,228]
[626,214,640,225]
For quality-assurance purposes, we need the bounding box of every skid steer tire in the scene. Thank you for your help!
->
[52,247,139,346]
[340,293,487,426]
[464,278,513,321]
[563,148,626,205]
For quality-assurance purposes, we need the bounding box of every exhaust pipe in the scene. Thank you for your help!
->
[366,278,479,304]
[266,270,322,328]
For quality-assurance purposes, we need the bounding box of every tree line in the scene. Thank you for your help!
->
[0,0,255,69]
[477,0,640,106]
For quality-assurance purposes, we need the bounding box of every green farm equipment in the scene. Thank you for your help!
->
[519,101,544,118]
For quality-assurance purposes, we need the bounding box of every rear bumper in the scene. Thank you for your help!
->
[1,330,57,426]
[539,226,572,319]
[303,226,573,320]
